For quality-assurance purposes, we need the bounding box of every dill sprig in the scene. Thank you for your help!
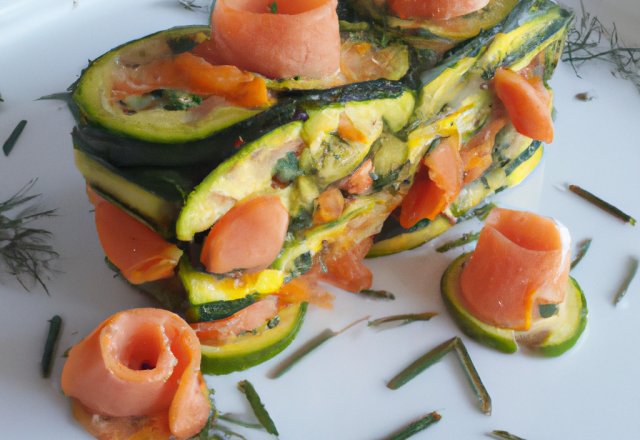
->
[0,181,59,294]
[563,2,640,93]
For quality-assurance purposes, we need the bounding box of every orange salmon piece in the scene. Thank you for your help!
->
[191,297,279,345]
[459,208,571,331]
[92,196,182,285]
[311,237,374,293]
[276,275,336,309]
[460,112,508,185]
[113,52,269,108]
[493,68,553,143]
[211,0,340,79]
[340,159,374,195]
[400,135,462,228]
[200,195,289,274]
[389,0,490,20]
[313,187,345,224]
[61,309,211,440]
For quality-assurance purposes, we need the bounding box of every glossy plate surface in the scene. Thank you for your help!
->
[0,0,639,438]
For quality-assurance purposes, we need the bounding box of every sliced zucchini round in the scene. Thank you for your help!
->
[200,302,307,375]
[441,253,588,356]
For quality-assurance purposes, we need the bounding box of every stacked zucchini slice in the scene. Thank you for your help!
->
[70,0,573,373]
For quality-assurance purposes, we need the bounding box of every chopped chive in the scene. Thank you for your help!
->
[568,185,636,225]
[42,315,62,378]
[570,238,592,270]
[458,203,495,222]
[453,337,491,415]
[37,92,73,102]
[359,289,395,300]
[387,337,491,415]
[217,414,263,430]
[210,422,246,440]
[0,93,3,102]
[382,412,442,440]
[387,337,456,390]
[237,380,278,436]
[273,316,369,378]
[3,120,27,157]
[614,257,639,305]
[368,312,437,327]
[490,430,527,440]
[436,232,480,253]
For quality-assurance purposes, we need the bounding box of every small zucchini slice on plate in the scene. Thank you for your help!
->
[441,253,588,356]
[200,302,307,375]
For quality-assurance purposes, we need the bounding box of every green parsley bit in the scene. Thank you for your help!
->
[237,380,279,436]
[270,1,277,13]
[42,315,62,378]
[614,257,639,305]
[3,120,27,157]
[383,412,442,440]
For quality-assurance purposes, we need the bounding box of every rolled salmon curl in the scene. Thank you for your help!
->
[211,0,341,79]
[389,0,490,20]
[61,309,211,439]
[459,208,571,331]
[91,192,183,284]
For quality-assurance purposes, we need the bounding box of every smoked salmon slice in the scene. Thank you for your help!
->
[459,208,571,331]
[91,191,183,285]
[191,297,279,345]
[211,0,341,79]
[389,0,491,20]
[61,308,211,440]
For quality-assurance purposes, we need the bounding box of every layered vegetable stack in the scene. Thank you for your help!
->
[69,0,573,378]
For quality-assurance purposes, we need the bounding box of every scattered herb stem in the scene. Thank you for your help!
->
[272,316,369,378]
[216,414,263,430]
[490,430,527,440]
[382,412,442,440]
[387,336,491,415]
[437,232,480,253]
[614,257,638,305]
[42,315,62,378]
[453,337,492,415]
[570,238,592,270]
[568,185,636,225]
[387,337,456,390]
[359,289,395,300]
[368,312,437,327]
[237,380,278,436]
[3,120,27,157]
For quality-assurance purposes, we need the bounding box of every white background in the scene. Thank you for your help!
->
[0,0,639,438]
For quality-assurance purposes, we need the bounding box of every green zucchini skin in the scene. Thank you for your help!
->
[441,253,588,357]
[73,79,405,168]
[186,294,259,323]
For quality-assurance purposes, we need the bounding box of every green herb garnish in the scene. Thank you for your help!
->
[436,232,480,253]
[383,412,442,440]
[42,315,62,378]
[568,184,636,225]
[359,289,396,300]
[571,238,592,270]
[0,181,59,293]
[563,2,640,93]
[3,120,27,157]
[614,257,638,305]
[273,316,369,378]
[273,151,303,182]
[179,0,203,11]
[490,430,527,440]
[368,312,437,327]
[387,336,491,415]
[270,1,277,13]
[216,414,263,430]
[0,93,4,102]
[237,380,279,436]
[457,202,496,222]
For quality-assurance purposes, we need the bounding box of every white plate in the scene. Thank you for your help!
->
[1,0,639,438]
